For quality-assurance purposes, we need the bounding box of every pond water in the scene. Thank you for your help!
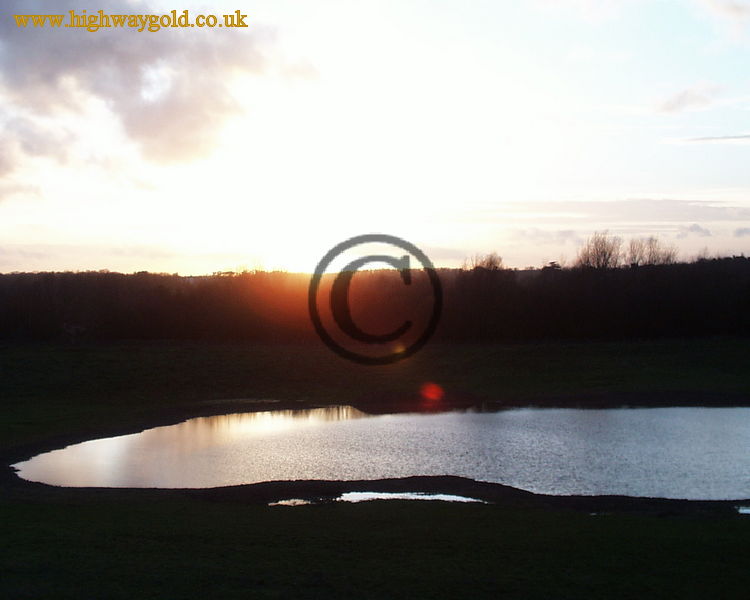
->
[12,406,750,500]
[269,492,485,506]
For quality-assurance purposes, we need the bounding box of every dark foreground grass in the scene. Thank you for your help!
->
[2,337,749,454]
[2,491,749,600]
[2,339,750,598]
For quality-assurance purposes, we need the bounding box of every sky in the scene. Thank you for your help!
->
[2,0,750,273]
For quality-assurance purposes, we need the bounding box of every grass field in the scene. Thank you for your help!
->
[3,492,749,600]
[2,338,750,598]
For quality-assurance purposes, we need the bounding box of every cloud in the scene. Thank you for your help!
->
[280,60,320,81]
[0,242,178,270]
[479,199,750,224]
[658,84,721,114]
[687,134,750,143]
[0,0,272,164]
[511,229,584,246]
[677,223,713,238]
[0,181,39,204]
[734,227,750,237]
[699,0,750,20]
[0,112,75,175]
[421,246,468,261]
[695,0,750,38]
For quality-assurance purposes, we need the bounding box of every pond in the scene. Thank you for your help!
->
[12,406,750,499]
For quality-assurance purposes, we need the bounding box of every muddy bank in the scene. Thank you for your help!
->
[184,475,746,515]
[3,471,745,517]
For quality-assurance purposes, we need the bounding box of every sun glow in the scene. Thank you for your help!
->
[4,1,750,275]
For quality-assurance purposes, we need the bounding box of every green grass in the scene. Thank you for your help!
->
[2,338,749,452]
[2,492,749,599]
[2,339,750,598]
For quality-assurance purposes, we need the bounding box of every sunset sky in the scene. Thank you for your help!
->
[2,0,750,273]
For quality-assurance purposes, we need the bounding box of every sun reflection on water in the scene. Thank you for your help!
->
[13,406,368,488]
[195,406,367,438]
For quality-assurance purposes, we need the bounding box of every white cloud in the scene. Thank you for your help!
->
[677,223,713,238]
[695,0,750,37]
[479,199,750,224]
[658,84,722,114]
[700,0,750,20]
[511,229,584,246]
[687,133,750,143]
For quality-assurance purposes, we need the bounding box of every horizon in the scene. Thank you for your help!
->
[1,245,746,278]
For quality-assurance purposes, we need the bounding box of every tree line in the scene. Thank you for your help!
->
[1,233,748,343]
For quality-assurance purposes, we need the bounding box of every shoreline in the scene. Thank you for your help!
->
[3,397,750,512]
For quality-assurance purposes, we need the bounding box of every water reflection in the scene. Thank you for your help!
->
[268,493,485,506]
[193,405,364,438]
[14,406,367,488]
[12,406,750,499]
[338,492,485,503]
[268,498,314,507]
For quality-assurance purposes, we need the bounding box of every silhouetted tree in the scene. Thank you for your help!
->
[575,231,623,269]
[462,252,504,271]
[627,236,678,266]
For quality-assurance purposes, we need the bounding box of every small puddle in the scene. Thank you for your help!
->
[268,492,486,506]
[268,498,313,507]
[737,506,750,515]
[339,491,486,503]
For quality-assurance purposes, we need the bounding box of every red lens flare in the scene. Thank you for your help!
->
[420,382,444,403]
